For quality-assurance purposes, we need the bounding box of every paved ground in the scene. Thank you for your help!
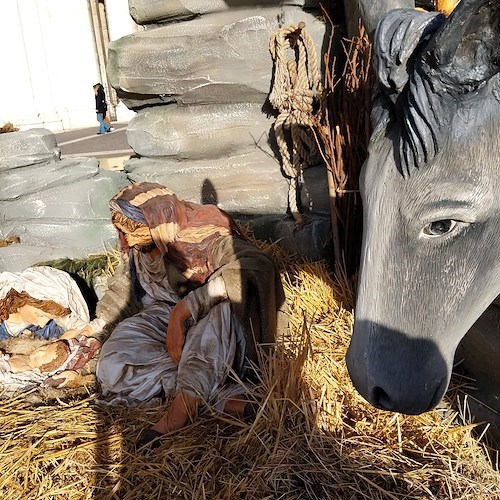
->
[54,121,133,160]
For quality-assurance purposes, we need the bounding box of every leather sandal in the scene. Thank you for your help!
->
[136,428,163,450]
[243,401,261,422]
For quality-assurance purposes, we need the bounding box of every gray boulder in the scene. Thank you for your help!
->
[125,156,329,218]
[127,103,275,159]
[0,128,60,169]
[128,0,319,25]
[108,7,326,108]
[1,157,105,201]
[124,152,287,215]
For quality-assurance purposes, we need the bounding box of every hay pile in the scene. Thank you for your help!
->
[1,243,499,499]
[0,122,19,134]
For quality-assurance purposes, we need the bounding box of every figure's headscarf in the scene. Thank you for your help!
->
[109,182,243,285]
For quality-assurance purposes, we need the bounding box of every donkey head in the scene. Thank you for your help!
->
[346,0,500,414]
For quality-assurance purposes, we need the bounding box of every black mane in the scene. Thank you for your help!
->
[373,9,447,176]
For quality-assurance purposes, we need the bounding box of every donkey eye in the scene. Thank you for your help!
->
[422,219,457,237]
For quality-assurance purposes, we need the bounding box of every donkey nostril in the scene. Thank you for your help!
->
[372,386,394,411]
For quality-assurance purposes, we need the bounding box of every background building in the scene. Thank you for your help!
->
[1,0,137,131]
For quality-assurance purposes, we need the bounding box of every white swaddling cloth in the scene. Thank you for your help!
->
[0,266,104,334]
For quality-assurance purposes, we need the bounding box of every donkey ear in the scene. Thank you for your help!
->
[426,0,500,88]
[374,9,444,94]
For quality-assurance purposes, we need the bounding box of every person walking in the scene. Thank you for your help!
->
[93,83,114,135]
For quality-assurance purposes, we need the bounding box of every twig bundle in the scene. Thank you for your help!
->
[313,14,373,277]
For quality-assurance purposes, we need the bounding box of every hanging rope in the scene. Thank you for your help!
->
[269,21,322,223]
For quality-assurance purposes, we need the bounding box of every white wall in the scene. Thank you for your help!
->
[106,0,139,42]
[0,0,136,132]
[104,0,139,122]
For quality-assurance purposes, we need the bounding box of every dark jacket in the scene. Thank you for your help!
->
[95,87,108,114]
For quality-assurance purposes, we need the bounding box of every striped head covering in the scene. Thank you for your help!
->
[109,182,244,285]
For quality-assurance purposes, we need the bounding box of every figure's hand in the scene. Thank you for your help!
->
[43,370,83,388]
[60,325,95,340]
[166,299,192,364]
[60,329,79,340]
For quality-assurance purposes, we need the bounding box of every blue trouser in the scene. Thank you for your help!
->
[97,112,111,134]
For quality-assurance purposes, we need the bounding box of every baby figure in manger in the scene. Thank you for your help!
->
[0,266,104,393]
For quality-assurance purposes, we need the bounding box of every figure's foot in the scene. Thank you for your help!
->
[151,390,199,434]
[106,127,115,133]
[136,390,199,452]
[223,395,262,422]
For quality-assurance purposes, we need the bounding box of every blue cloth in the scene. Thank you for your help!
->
[0,319,64,340]
[129,249,147,303]
[96,112,111,135]
[113,199,148,225]
[0,322,10,340]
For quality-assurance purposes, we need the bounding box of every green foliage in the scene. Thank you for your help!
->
[36,252,119,288]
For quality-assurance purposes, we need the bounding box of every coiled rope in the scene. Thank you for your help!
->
[269,21,322,223]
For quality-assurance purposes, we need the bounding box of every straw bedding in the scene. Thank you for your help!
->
[1,242,499,499]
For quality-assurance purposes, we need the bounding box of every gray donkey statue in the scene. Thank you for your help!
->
[346,0,500,414]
